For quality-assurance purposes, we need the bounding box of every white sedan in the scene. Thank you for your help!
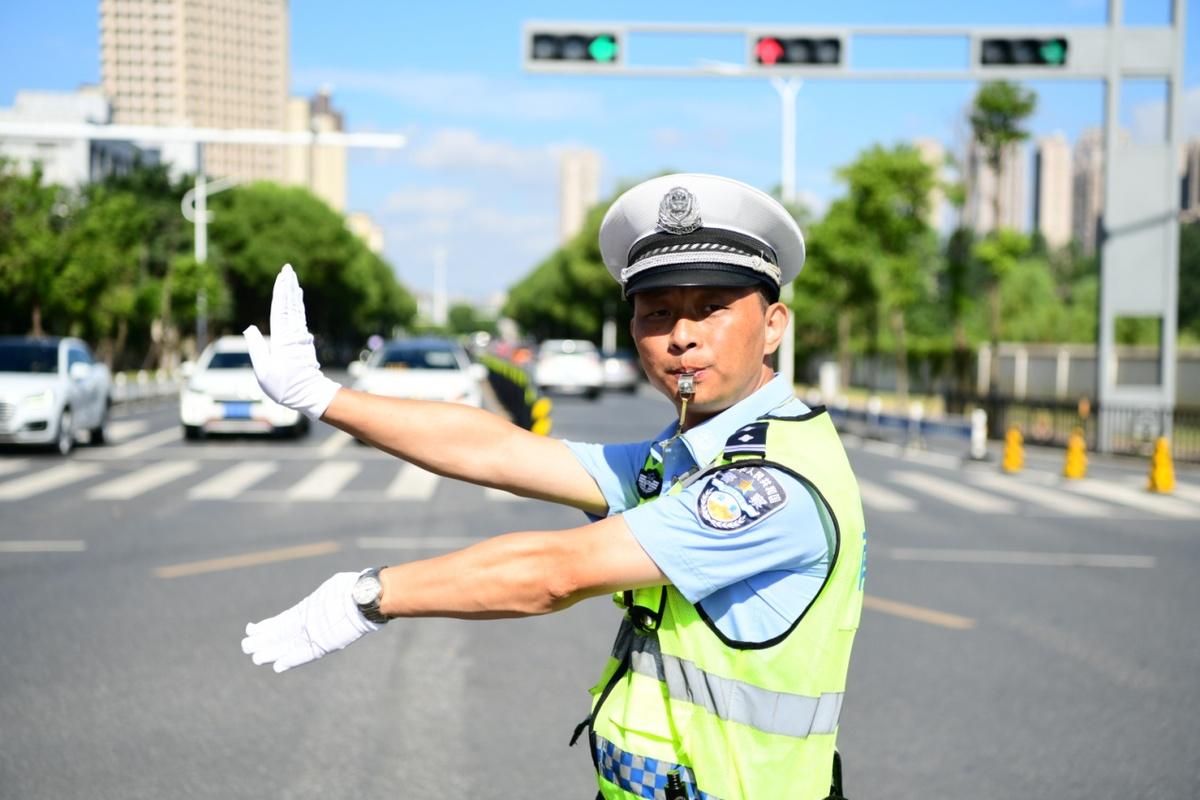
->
[0,336,112,455]
[179,335,308,439]
[534,339,605,400]
[350,338,484,407]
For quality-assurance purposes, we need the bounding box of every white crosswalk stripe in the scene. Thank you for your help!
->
[188,461,278,500]
[1065,478,1198,519]
[0,458,30,477]
[0,463,104,501]
[387,463,440,499]
[856,478,917,513]
[88,460,201,500]
[966,471,1115,517]
[889,471,1017,514]
[286,461,362,500]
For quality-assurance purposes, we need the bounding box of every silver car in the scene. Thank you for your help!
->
[0,336,112,455]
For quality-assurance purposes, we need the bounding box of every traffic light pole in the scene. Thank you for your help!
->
[771,77,801,388]
[523,13,1190,451]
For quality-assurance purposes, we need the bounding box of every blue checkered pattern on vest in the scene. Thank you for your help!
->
[593,733,722,800]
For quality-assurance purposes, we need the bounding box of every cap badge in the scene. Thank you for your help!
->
[657,187,702,235]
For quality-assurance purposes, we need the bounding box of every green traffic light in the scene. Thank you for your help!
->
[588,34,617,62]
[1039,39,1066,65]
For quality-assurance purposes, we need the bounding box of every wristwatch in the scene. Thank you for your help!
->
[351,567,390,624]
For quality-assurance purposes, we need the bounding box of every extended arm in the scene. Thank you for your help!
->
[241,514,665,672]
[243,265,605,514]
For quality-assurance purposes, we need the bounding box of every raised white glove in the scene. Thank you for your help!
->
[241,571,381,673]
[243,263,341,420]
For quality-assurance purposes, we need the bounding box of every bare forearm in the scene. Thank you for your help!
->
[322,387,526,485]
[377,532,579,620]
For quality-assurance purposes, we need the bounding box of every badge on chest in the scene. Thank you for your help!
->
[696,464,787,532]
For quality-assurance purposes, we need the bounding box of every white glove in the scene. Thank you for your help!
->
[241,571,381,673]
[243,263,341,420]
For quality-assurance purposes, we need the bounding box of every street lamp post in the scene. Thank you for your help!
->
[770,77,801,389]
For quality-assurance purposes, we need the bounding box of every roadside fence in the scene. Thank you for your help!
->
[111,370,183,408]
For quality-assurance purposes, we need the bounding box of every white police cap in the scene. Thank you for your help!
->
[599,173,805,301]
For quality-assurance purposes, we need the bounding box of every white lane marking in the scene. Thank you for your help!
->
[0,459,30,477]
[106,419,149,442]
[1139,478,1200,505]
[856,478,918,512]
[484,487,531,503]
[901,449,962,469]
[966,471,1114,517]
[0,463,104,501]
[861,440,902,458]
[357,536,486,550]
[88,460,201,500]
[888,547,1155,569]
[1066,478,1198,519]
[188,461,278,500]
[316,430,353,457]
[0,540,87,553]
[93,426,181,459]
[386,463,440,499]
[889,471,1017,514]
[286,461,361,500]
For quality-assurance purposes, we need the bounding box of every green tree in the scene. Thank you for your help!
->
[1179,220,1200,343]
[0,160,68,336]
[209,182,415,354]
[832,143,939,399]
[969,80,1037,388]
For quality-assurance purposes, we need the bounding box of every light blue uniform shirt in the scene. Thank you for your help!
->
[564,375,832,644]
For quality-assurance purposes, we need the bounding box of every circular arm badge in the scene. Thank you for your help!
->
[696,465,787,532]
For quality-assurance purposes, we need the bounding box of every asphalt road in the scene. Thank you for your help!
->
[1,382,1198,799]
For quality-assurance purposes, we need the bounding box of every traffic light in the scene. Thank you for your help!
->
[528,31,620,64]
[752,36,842,67]
[980,37,1068,67]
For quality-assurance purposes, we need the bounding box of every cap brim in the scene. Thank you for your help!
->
[624,263,777,299]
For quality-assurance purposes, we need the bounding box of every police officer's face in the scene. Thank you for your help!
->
[630,285,788,422]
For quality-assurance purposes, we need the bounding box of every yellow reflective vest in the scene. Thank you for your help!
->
[582,409,866,800]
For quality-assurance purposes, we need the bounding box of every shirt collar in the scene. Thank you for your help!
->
[657,373,795,468]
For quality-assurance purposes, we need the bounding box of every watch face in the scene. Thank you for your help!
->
[352,574,381,605]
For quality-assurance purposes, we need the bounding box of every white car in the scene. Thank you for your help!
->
[179,335,307,439]
[0,336,112,455]
[349,338,484,407]
[535,339,605,400]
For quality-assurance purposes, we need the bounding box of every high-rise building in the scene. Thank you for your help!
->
[559,148,600,243]
[1072,128,1104,255]
[284,88,346,211]
[964,141,1027,234]
[0,87,156,187]
[913,138,946,233]
[346,211,384,255]
[1183,138,1200,222]
[1034,133,1073,249]
[99,0,289,182]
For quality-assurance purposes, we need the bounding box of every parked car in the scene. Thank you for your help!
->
[179,335,308,439]
[534,339,605,400]
[602,349,643,394]
[349,338,485,407]
[0,336,112,455]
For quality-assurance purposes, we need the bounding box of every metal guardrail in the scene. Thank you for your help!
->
[110,370,183,407]
[824,399,987,460]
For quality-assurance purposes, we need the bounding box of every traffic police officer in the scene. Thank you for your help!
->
[241,173,867,800]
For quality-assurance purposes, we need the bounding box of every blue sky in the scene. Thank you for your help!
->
[1,0,1198,304]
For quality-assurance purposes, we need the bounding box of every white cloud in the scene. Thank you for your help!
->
[294,67,604,123]
[383,186,474,215]
[406,127,558,180]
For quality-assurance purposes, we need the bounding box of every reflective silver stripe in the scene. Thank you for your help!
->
[629,634,843,739]
[620,250,782,285]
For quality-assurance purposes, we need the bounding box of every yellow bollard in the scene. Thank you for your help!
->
[1063,428,1087,480]
[531,397,553,421]
[1147,437,1176,493]
[1001,426,1024,473]
[531,417,553,436]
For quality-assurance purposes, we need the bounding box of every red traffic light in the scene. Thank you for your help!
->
[755,37,785,66]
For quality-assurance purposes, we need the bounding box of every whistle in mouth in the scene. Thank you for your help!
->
[677,372,695,399]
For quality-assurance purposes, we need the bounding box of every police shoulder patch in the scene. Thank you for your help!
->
[636,468,663,499]
[695,464,787,533]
